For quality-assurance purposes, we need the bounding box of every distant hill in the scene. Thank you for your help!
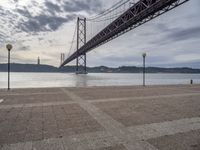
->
[88,66,200,73]
[0,63,200,73]
[0,63,58,72]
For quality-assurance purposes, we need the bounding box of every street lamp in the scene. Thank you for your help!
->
[142,53,147,87]
[6,44,13,91]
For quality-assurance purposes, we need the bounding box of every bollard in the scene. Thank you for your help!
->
[190,79,193,85]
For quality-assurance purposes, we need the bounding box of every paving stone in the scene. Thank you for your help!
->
[32,138,65,150]
[25,132,43,142]
[0,88,62,95]
[0,142,32,150]
[0,85,200,149]
[43,130,60,139]
[95,95,200,126]
[1,93,72,105]
[67,85,200,100]
[61,88,157,150]
[148,130,200,150]
[127,117,200,140]
[91,144,127,150]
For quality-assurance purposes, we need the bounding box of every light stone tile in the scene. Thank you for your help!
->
[0,142,32,150]
[61,88,158,150]
[127,117,200,140]
[32,138,65,150]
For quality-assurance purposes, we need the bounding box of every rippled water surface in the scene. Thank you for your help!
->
[0,72,200,89]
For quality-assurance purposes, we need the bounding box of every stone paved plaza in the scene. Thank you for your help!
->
[0,85,200,150]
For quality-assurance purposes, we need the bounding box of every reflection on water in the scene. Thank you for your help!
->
[0,72,200,89]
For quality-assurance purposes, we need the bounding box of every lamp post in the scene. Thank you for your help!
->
[6,44,13,91]
[142,53,147,87]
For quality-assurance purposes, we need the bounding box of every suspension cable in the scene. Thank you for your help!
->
[67,23,77,58]
[88,0,132,21]
[88,10,126,22]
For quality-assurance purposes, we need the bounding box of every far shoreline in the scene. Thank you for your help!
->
[0,63,200,74]
[1,72,200,74]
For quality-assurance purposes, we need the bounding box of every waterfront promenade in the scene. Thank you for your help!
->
[0,85,200,150]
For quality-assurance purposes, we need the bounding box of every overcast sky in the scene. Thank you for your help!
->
[0,0,200,68]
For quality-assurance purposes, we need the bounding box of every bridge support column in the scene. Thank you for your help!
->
[76,17,87,74]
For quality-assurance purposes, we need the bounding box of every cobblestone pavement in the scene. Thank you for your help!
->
[0,85,200,150]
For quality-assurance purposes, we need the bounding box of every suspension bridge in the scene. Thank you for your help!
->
[60,0,189,74]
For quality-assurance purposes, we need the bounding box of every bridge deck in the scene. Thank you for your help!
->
[61,0,189,67]
[0,84,200,150]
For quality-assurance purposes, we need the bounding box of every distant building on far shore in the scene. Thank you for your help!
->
[37,57,40,65]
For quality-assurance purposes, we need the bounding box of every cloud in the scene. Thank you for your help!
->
[62,0,102,13]
[38,37,44,41]
[166,26,200,41]
[1,0,103,36]
[149,25,200,47]
[15,0,102,33]
[15,2,74,33]
[18,45,30,51]
[18,14,75,33]
[0,33,7,42]
[16,7,32,18]
[45,1,62,14]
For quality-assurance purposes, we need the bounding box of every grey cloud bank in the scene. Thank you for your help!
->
[15,0,102,33]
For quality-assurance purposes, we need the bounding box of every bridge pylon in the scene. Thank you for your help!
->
[76,17,87,74]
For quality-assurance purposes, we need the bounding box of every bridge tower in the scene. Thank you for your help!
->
[76,17,87,74]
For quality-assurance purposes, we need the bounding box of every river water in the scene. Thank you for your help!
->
[0,72,200,89]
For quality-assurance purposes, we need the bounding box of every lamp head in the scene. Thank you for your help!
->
[6,44,13,51]
[142,53,146,58]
